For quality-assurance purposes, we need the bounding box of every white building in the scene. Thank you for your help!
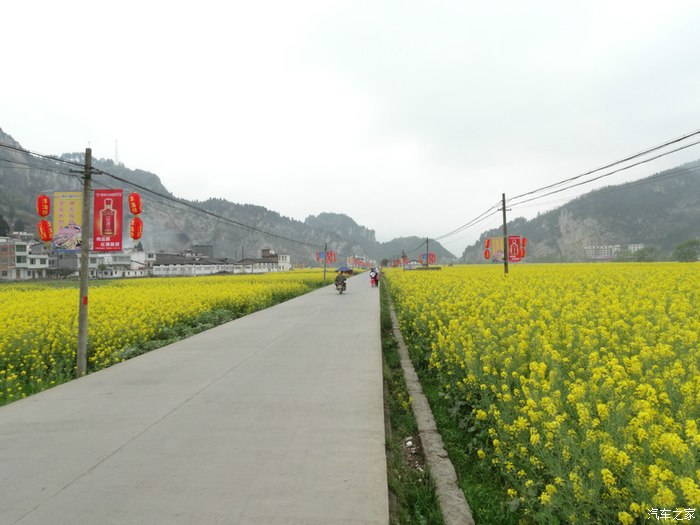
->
[152,253,238,277]
[235,249,291,273]
[0,237,50,280]
[584,243,645,260]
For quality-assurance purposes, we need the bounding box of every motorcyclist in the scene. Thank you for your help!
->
[335,271,347,291]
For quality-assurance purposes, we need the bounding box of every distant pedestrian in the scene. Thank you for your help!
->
[369,268,378,287]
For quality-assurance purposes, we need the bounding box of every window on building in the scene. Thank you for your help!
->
[15,245,27,252]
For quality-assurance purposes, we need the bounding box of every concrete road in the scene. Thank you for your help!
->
[0,274,388,524]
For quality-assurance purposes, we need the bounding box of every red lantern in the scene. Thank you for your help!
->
[128,192,143,215]
[520,247,526,258]
[37,219,53,242]
[484,249,491,259]
[521,237,527,247]
[485,238,491,248]
[36,194,51,217]
[130,217,143,240]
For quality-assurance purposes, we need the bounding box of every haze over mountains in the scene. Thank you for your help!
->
[462,160,700,262]
[0,128,456,264]
[2,126,699,264]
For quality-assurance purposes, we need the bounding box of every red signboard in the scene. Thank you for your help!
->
[93,189,123,252]
[420,252,437,264]
[508,235,522,263]
[315,250,337,264]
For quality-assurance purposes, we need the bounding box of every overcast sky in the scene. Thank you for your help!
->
[3,1,700,252]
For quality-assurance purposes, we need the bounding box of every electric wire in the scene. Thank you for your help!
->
[0,142,85,168]
[511,164,700,212]
[509,139,700,209]
[0,144,328,251]
[429,128,700,245]
[508,128,700,202]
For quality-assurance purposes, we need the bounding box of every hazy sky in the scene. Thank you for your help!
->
[3,1,700,252]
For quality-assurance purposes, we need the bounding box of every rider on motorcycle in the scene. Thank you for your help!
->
[335,271,347,291]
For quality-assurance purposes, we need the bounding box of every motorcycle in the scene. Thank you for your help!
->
[335,280,347,294]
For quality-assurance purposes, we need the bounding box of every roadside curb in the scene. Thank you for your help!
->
[389,306,475,525]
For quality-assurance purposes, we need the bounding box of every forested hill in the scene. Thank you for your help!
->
[0,127,457,264]
[462,160,700,262]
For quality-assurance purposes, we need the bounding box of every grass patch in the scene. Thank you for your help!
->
[416,373,523,525]
[380,285,445,525]
[114,307,244,362]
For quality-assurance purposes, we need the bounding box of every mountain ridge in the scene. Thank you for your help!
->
[0,127,457,264]
[461,160,700,262]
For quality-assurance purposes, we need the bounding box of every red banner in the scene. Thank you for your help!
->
[93,189,123,252]
[420,252,437,264]
[508,235,522,263]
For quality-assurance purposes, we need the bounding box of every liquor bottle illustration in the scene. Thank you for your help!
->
[100,198,116,236]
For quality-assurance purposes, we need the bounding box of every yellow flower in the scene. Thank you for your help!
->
[618,511,634,525]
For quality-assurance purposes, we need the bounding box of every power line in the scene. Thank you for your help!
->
[512,164,700,211]
[0,143,329,251]
[0,142,85,168]
[98,169,325,249]
[433,205,501,241]
[429,128,700,244]
[509,138,700,209]
[508,128,700,203]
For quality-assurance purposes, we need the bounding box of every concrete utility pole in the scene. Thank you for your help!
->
[501,192,509,276]
[425,237,429,267]
[76,148,92,377]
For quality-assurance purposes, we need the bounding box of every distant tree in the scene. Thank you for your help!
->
[381,258,390,267]
[134,241,144,252]
[673,239,700,262]
[0,214,10,236]
[13,218,25,232]
[634,246,658,262]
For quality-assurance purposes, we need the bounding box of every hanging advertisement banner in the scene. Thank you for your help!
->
[52,191,83,252]
[490,237,505,262]
[508,235,522,263]
[93,189,123,252]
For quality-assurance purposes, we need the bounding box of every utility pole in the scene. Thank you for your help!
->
[77,148,92,376]
[501,192,509,276]
[425,237,429,268]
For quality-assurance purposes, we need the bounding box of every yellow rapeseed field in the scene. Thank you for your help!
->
[385,263,699,524]
[0,272,325,405]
